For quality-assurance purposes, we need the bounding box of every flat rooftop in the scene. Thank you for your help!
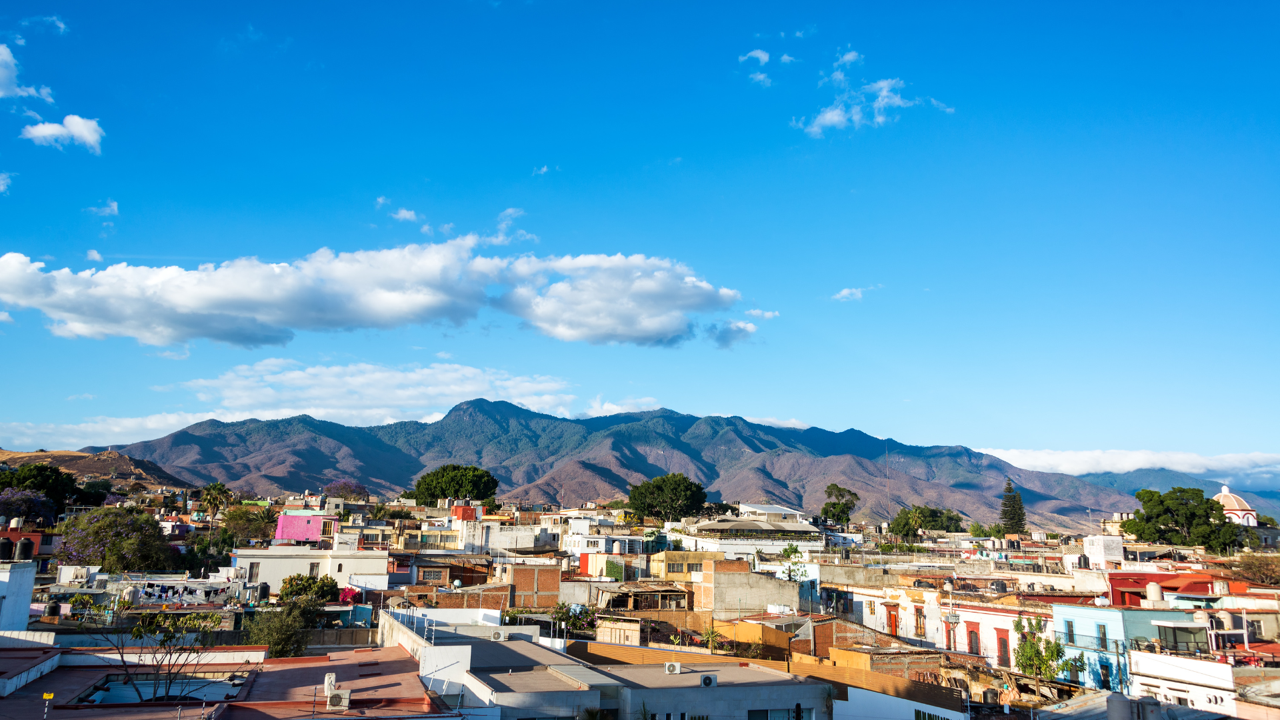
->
[594,662,824,689]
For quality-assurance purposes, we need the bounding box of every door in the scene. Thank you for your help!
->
[1099,662,1112,691]
[968,629,980,655]
[887,606,899,636]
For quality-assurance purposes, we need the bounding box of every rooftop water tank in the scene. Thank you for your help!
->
[16,537,35,560]
[1146,582,1163,602]
[0,537,12,561]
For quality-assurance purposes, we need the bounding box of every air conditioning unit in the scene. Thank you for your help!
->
[326,689,351,711]
[700,674,717,688]
[490,630,507,641]
[664,662,681,675]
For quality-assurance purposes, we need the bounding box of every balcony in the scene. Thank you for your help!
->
[1056,631,1125,654]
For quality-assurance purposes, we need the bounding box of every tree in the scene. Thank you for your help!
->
[1000,479,1027,535]
[403,464,499,506]
[1236,554,1280,586]
[820,484,860,525]
[1014,615,1084,697]
[0,464,81,514]
[279,574,340,603]
[77,480,113,508]
[222,505,279,540]
[80,602,242,702]
[200,482,233,522]
[0,488,53,522]
[889,505,964,536]
[58,507,174,573]
[1259,515,1277,528]
[969,522,1006,538]
[779,543,808,582]
[627,473,707,523]
[699,501,737,517]
[323,478,370,501]
[1121,487,1240,553]
[550,602,599,636]
[244,596,325,657]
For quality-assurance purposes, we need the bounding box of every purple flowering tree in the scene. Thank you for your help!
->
[57,507,173,573]
[323,478,370,501]
[0,488,53,522]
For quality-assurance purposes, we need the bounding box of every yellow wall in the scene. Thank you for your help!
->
[652,550,724,581]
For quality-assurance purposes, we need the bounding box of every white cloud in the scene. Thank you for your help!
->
[21,16,67,35]
[21,115,105,154]
[22,108,42,121]
[85,250,103,262]
[833,286,877,301]
[581,395,661,417]
[0,215,743,349]
[498,254,740,346]
[420,224,433,235]
[435,351,452,359]
[532,165,548,176]
[86,199,118,216]
[375,196,389,208]
[834,50,861,67]
[440,223,455,235]
[0,411,226,451]
[803,102,863,138]
[739,49,769,65]
[66,393,94,401]
[0,44,53,102]
[744,416,810,430]
[931,98,955,114]
[745,309,779,319]
[0,173,10,194]
[0,311,11,322]
[389,208,418,222]
[709,320,756,349]
[781,54,796,64]
[749,72,771,88]
[977,448,1280,478]
[865,78,915,125]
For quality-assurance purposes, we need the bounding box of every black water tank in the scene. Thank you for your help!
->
[16,537,34,560]
[0,537,12,561]
[991,580,1008,593]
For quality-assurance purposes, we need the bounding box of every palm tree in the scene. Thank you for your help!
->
[257,506,279,537]
[701,627,724,652]
[368,504,389,521]
[201,483,233,525]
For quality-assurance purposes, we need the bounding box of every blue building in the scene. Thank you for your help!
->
[1049,604,1190,693]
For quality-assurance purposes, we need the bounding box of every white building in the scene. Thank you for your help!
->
[682,516,825,561]
[455,520,555,555]
[738,503,807,523]
[1213,486,1258,526]
[0,561,36,631]
[1083,535,1124,569]
[562,534,643,555]
[230,544,389,593]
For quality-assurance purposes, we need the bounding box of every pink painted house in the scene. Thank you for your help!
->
[275,514,338,543]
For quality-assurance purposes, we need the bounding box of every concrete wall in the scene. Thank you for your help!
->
[1129,650,1237,714]
[0,561,36,631]
[0,650,59,697]
[698,563,801,620]
[623,680,831,720]
[0,630,55,648]
[492,688,602,720]
[834,687,967,720]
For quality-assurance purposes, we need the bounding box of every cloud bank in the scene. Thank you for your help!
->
[978,448,1280,477]
[0,216,742,348]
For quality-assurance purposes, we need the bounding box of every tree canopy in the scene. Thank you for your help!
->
[1014,616,1084,695]
[627,473,707,523]
[0,487,53,522]
[888,505,964,536]
[820,483,859,525]
[1000,479,1027,534]
[1120,487,1240,552]
[1236,554,1280,586]
[323,478,370,501]
[58,507,173,573]
[969,521,1007,538]
[279,574,340,603]
[222,505,279,540]
[402,464,499,506]
[245,596,325,656]
[0,464,83,515]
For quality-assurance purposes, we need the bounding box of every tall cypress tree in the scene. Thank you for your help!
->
[1000,478,1027,535]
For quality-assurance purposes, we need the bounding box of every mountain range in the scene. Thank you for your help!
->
[74,398,1173,533]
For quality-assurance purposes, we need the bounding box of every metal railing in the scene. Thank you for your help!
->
[1056,631,1125,654]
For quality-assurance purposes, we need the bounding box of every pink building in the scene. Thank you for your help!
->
[275,514,338,543]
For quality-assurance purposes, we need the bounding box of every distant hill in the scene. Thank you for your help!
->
[83,399,1143,532]
[0,448,195,490]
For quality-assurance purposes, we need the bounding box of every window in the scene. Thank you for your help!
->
[308,562,320,578]
[1065,620,1075,645]
[748,709,812,720]
[915,607,926,637]
[997,637,1010,667]
[337,563,343,573]
[967,630,979,655]
[420,569,443,582]
[1097,624,1108,650]
[322,520,334,535]
[248,562,260,583]
[868,600,876,616]
[40,534,53,547]
[1099,662,1112,691]
[667,563,684,574]
[686,563,703,573]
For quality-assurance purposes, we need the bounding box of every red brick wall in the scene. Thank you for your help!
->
[710,560,751,573]
[512,566,560,608]
[813,621,835,657]
[790,637,813,655]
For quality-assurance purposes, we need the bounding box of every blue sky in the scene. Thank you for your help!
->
[1,3,1278,479]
